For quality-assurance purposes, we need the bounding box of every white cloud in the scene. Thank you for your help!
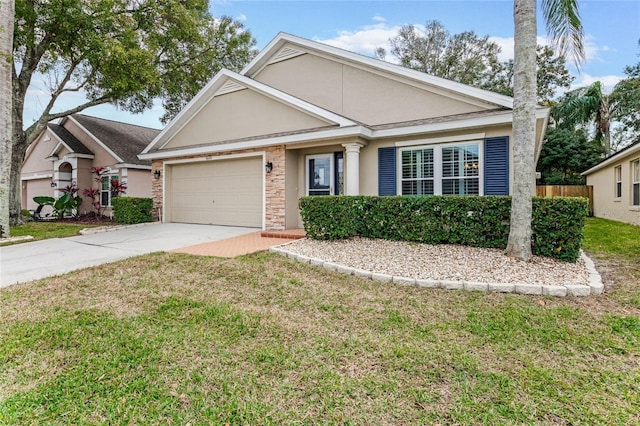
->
[571,73,623,93]
[314,23,401,59]
[372,15,386,23]
[236,13,247,22]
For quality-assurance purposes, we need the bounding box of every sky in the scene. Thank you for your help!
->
[24,0,640,130]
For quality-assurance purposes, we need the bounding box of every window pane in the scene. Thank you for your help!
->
[401,148,434,195]
[101,177,109,190]
[616,182,622,198]
[443,178,479,195]
[634,183,639,206]
[101,191,109,206]
[634,161,640,183]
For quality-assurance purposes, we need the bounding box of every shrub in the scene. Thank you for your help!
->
[111,197,153,224]
[299,195,588,262]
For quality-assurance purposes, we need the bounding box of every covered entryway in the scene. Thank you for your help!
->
[167,156,263,227]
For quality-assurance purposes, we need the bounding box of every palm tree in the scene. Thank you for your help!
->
[0,0,14,238]
[556,81,619,156]
[506,0,584,261]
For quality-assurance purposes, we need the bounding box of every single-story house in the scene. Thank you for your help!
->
[139,32,550,230]
[582,141,640,225]
[21,114,160,216]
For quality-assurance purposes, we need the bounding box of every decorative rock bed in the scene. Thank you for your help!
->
[271,237,604,297]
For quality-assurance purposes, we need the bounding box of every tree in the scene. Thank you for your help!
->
[554,64,640,156]
[377,21,572,103]
[507,0,584,261]
[8,0,257,226]
[493,45,574,103]
[537,127,604,184]
[0,0,13,237]
[375,21,504,90]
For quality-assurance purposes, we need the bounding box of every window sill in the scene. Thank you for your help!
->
[614,198,621,202]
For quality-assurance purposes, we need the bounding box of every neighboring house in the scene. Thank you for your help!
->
[139,33,550,230]
[21,114,160,216]
[582,141,640,225]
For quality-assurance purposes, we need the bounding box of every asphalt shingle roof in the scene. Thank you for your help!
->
[72,114,160,166]
[48,123,92,155]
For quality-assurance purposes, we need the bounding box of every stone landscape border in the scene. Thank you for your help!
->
[270,242,604,297]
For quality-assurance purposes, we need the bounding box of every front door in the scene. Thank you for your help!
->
[307,154,334,196]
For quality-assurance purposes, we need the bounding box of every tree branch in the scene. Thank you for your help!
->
[23,95,113,145]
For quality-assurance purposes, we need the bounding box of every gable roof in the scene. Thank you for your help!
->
[70,114,160,166]
[582,140,640,175]
[47,123,92,155]
[242,32,515,110]
[141,69,357,155]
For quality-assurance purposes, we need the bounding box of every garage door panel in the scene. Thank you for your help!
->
[169,157,262,227]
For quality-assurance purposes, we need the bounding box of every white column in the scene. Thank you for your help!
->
[342,143,364,195]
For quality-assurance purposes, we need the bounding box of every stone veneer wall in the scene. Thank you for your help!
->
[151,145,287,230]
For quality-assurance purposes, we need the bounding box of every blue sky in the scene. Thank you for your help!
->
[26,0,640,129]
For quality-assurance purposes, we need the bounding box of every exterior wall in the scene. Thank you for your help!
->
[285,150,300,228]
[162,89,332,150]
[124,169,152,198]
[586,150,640,225]
[152,145,287,230]
[22,130,57,176]
[254,53,494,126]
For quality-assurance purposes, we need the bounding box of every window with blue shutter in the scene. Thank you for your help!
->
[483,136,509,195]
[378,147,396,195]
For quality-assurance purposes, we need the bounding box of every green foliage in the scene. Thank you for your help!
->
[376,23,572,103]
[13,0,257,125]
[33,193,81,219]
[538,127,604,184]
[111,197,153,224]
[299,196,588,262]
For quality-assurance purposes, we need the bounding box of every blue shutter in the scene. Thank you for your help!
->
[484,136,509,195]
[378,147,397,195]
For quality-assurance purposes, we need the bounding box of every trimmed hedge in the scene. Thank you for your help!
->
[299,195,588,262]
[112,197,154,224]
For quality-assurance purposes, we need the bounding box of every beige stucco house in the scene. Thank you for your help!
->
[139,33,550,230]
[21,114,159,216]
[582,141,640,225]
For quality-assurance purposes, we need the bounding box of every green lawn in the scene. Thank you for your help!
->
[7,221,106,243]
[1,219,638,424]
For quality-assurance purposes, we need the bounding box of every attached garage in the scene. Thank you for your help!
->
[167,156,263,227]
[22,177,53,211]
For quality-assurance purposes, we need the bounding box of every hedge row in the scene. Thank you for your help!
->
[112,197,154,224]
[298,196,588,262]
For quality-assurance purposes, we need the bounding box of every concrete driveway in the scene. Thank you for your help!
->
[0,223,257,287]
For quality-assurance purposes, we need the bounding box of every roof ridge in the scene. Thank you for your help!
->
[73,113,161,131]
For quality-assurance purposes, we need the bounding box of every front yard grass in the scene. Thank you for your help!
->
[1,218,638,424]
[7,221,106,243]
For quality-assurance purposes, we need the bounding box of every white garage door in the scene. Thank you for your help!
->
[169,157,262,227]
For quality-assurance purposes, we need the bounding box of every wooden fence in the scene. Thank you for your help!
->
[535,185,594,216]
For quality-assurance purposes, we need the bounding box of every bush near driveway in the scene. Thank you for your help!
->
[300,195,588,262]
[112,197,153,224]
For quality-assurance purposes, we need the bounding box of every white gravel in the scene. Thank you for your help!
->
[281,237,589,286]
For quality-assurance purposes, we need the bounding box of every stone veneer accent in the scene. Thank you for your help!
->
[151,145,287,230]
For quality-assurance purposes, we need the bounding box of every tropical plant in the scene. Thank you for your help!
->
[554,62,640,155]
[33,193,81,220]
[506,0,585,261]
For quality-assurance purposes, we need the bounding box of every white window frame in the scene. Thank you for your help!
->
[614,165,622,199]
[632,159,640,207]
[397,140,484,196]
[100,174,120,207]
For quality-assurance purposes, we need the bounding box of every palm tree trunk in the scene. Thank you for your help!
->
[506,0,537,261]
[0,0,15,237]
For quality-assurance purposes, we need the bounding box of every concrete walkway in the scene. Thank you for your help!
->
[0,223,259,287]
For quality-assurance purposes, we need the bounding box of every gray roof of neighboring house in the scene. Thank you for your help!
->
[48,123,92,155]
[72,114,160,166]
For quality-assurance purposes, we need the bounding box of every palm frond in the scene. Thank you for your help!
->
[542,0,585,68]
